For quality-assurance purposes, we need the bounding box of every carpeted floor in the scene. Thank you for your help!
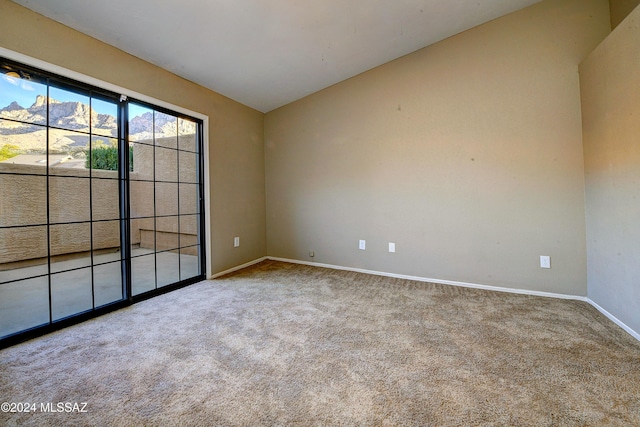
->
[1,260,639,426]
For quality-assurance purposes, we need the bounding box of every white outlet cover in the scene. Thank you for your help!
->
[389,242,396,253]
[359,240,366,250]
[234,237,240,247]
[540,255,551,269]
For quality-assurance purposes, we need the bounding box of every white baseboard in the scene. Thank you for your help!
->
[587,299,640,342]
[267,257,639,342]
[211,256,639,342]
[209,257,268,279]
[267,257,588,301]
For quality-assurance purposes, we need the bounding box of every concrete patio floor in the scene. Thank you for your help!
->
[0,249,199,338]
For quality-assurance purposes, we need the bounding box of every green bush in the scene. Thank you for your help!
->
[86,145,133,171]
[0,144,20,162]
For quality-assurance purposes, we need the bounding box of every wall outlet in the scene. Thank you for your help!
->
[309,251,315,257]
[540,255,551,269]
[359,240,366,250]
[389,242,396,253]
[234,237,240,247]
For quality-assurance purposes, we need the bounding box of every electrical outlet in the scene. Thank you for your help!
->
[234,237,240,247]
[359,240,366,250]
[540,255,551,269]
[389,242,396,253]
[309,251,315,257]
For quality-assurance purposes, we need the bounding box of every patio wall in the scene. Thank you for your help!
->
[0,143,197,265]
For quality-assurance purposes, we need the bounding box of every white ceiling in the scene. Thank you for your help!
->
[12,0,542,112]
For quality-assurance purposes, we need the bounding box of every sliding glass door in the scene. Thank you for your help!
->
[127,102,202,295]
[0,58,205,345]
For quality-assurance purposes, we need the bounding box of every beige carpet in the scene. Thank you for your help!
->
[1,260,639,426]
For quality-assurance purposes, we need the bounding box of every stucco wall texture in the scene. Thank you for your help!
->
[0,137,198,265]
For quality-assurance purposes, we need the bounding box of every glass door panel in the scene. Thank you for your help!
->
[51,268,93,321]
[128,103,202,296]
[0,277,49,337]
[93,261,123,307]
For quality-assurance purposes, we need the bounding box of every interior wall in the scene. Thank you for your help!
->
[265,0,610,295]
[580,6,640,334]
[609,0,640,28]
[0,0,267,276]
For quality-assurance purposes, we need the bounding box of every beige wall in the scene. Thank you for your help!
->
[580,5,640,333]
[609,0,640,28]
[0,0,267,275]
[265,0,610,295]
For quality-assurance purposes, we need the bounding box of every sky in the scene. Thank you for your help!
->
[0,73,46,109]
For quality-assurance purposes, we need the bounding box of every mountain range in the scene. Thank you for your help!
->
[0,95,191,153]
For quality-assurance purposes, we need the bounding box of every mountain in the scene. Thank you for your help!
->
[129,111,196,142]
[0,95,117,137]
[3,101,24,112]
[0,96,190,154]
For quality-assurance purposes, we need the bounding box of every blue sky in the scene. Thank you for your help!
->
[0,74,46,109]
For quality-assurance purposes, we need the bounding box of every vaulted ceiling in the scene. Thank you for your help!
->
[12,0,542,112]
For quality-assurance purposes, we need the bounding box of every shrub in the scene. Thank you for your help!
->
[85,145,133,171]
[0,144,20,162]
